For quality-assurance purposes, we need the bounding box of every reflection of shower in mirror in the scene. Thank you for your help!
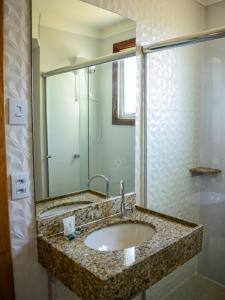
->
[69,56,88,66]
[32,0,136,201]
[70,56,88,102]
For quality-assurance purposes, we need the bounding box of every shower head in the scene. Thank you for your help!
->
[69,56,88,66]
[89,66,96,74]
[69,56,89,75]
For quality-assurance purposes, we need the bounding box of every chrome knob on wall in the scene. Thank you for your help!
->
[46,155,52,159]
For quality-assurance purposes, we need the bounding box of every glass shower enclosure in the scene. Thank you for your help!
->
[45,69,89,197]
[144,31,225,299]
[44,55,135,198]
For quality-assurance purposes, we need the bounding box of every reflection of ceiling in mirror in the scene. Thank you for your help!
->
[195,0,224,5]
[32,0,135,39]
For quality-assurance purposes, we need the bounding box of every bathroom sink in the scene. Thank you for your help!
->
[39,201,93,218]
[85,222,155,251]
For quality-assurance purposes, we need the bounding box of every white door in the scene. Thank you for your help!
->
[46,72,80,197]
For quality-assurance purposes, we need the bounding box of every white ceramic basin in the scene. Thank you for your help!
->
[39,201,92,218]
[85,222,155,251]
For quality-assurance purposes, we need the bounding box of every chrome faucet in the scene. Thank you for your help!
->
[120,180,126,218]
[88,174,109,199]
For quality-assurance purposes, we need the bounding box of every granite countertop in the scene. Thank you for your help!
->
[36,190,105,219]
[36,193,136,236]
[38,206,203,299]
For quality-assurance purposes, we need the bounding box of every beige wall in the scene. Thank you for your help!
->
[206,0,225,28]
[40,26,101,72]
[5,0,206,299]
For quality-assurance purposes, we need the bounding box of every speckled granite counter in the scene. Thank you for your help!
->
[38,206,203,300]
[37,193,135,236]
[36,190,105,219]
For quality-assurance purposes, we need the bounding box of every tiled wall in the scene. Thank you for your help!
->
[145,41,204,299]
[4,0,48,299]
[146,43,203,222]
[198,1,225,287]
[4,0,205,299]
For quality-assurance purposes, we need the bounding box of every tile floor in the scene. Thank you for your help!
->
[163,274,225,300]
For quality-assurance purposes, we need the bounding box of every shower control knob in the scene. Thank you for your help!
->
[46,155,52,159]
[74,154,80,159]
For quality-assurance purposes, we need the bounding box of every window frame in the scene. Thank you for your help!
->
[112,38,136,126]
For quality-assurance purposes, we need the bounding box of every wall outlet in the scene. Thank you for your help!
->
[11,173,30,200]
[8,98,27,125]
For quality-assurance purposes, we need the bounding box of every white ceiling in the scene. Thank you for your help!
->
[32,0,135,39]
[32,0,127,30]
[195,0,224,6]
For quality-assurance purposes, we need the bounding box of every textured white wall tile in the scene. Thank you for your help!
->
[146,44,203,222]
[198,3,225,286]
[4,0,48,299]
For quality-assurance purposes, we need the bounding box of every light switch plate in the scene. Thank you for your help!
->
[11,173,30,200]
[9,99,27,125]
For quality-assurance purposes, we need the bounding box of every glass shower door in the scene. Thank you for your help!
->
[145,38,225,299]
[46,72,83,197]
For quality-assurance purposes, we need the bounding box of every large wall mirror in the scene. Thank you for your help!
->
[32,0,136,205]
